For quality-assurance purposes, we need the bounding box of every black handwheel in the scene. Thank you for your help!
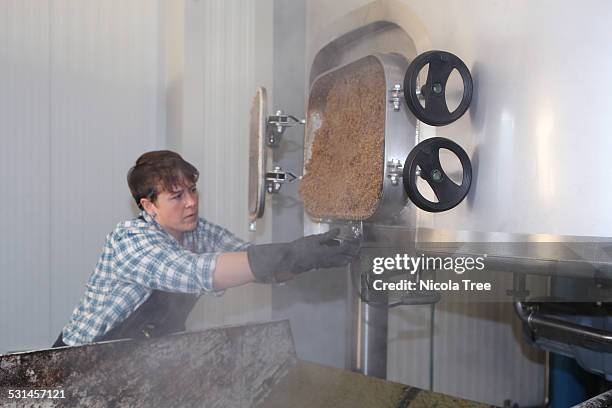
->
[403,137,472,212]
[404,50,473,126]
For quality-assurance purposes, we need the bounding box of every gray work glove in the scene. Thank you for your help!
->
[247,228,360,283]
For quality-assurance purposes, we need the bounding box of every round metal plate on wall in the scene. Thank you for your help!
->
[248,86,268,230]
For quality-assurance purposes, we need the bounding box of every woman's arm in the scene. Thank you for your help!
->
[212,252,255,290]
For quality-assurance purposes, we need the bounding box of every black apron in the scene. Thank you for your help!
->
[53,290,199,347]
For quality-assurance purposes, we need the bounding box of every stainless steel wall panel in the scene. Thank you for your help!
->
[432,299,546,406]
[387,305,432,390]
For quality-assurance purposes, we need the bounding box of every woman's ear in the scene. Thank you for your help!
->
[140,198,157,217]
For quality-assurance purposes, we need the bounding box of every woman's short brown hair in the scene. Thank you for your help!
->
[127,151,199,210]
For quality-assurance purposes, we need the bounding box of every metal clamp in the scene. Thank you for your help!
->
[265,166,297,193]
[267,110,306,146]
[388,84,404,111]
[386,159,404,186]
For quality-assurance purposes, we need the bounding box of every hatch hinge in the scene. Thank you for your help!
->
[265,166,298,193]
[267,110,306,146]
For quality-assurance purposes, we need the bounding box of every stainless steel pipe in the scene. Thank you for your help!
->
[347,258,388,379]
[514,301,612,353]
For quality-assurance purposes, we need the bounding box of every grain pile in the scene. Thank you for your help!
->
[300,58,386,220]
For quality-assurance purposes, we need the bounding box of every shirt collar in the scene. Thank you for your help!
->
[139,210,186,247]
[140,210,157,225]
[140,211,169,238]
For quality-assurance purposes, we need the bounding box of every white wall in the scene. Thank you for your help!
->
[183,0,274,329]
[0,1,52,354]
[161,0,184,152]
[0,0,164,353]
[0,0,275,353]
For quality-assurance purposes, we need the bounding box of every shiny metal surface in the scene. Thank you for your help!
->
[402,0,612,239]
[347,259,388,378]
[306,0,612,240]
[515,302,612,353]
[305,0,612,268]
[248,87,268,230]
[266,111,305,146]
[304,52,416,224]
[364,224,612,281]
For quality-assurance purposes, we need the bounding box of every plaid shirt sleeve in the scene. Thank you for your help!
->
[111,228,221,294]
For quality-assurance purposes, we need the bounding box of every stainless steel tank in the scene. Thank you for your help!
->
[297,0,612,387]
[253,0,612,394]
[298,1,612,285]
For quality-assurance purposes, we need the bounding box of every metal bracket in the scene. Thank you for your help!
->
[266,110,306,146]
[506,273,530,301]
[265,166,297,193]
[386,159,404,186]
[388,84,404,111]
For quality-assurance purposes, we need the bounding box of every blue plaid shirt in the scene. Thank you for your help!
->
[61,211,248,346]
